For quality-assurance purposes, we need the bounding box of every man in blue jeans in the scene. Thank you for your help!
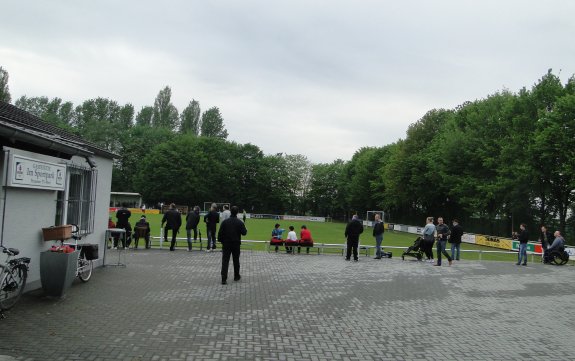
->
[449,219,463,261]
[435,217,452,266]
[373,213,385,259]
[515,223,529,266]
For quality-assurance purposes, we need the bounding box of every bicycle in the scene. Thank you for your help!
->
[64,225,93,282]
[0,245,31,317]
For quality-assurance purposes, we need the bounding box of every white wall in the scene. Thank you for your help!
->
[0,147,114,291]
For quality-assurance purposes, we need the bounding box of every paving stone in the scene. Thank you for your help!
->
[1,250,574,360]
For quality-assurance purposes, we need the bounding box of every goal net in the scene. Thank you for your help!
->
[365,210,385,227]
[203,202,231,212]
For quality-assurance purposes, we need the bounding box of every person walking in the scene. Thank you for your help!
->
[162,203,182,251]
[345,215,364,262]
[373,214,385,259]
[186,206,201,251]
[434,217,452,266]
[204,205,220,251]
[516,223,530,266]
[218,206,247,285]
[422,217,436,263]
[449,219,463,261]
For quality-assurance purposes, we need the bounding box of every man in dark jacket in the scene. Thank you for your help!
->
[373,213,385,259]
[435,217,452,266]
[539,225,553,253]
[115,203,132,248]
[204,205,220,251]
[345,215,364,262]
[516,223,530,266]
[133,215,151,249]
[449,219,463,261]
[162,203,182,251]
[218,206,247,285]
[186,206,201,251]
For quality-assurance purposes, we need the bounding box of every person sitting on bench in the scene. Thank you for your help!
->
[298,225,313,254]
[284,226,298,253]
[270,223,285,252]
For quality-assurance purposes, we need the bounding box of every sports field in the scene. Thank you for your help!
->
[112,212,541,263]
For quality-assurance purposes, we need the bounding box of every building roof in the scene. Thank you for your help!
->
[0,101,116,159]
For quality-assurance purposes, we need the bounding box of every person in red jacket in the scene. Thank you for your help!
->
[298,225,313,254]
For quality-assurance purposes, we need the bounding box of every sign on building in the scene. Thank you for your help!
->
[7,154,66,191]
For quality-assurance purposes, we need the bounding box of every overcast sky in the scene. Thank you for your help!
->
[1,1,574,163]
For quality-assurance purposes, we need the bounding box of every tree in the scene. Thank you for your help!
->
[0,67,11,103]
[533,94,575,232]
[200,107,228,139]
[308,159,347,218]
[74,98,131,153]
[136,106,153,126]
[112,125,174,192]
[152,86,179,130]
[15,96,76,130]
[180,100,201,135]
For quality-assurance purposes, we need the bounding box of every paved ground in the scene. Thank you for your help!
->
[1,247,574,361]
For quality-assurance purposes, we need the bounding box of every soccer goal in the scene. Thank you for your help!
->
[203,202,231,212]
[365,211,385,227]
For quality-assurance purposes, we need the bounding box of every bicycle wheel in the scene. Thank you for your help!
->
[0,264,28,311]
[77,254,93,282]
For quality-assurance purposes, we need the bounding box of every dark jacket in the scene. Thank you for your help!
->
[373,221,384,237]
[518,229,529,244]
[162,209,182,230]
[540,230,553,248]
[217,215,247,245]
[436,223,450,241]
[204,210,220,229]
[345,219,364,242]
[135,219,151,235]
[186,210,200,230]
[449,224,463,244]
[116,208,131,227]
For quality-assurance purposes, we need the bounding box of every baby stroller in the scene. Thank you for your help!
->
[402,236,424,261]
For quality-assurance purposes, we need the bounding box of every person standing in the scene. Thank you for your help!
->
[345,215,364,262]
[115,203,132,248]
[218,206,247,285]
[162,203,182,251]
[186,206,201,251]
[539,225,553,261]
[373,214,385,259]
[204,205,220,251]
[220,205,231,222]
[242,209,247,223]
[516,223,530,266]
[449,219,463,261]
[422,217,436,263]
[434,217,452,266]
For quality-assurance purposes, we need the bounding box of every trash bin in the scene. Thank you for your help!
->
[40,250,79,297]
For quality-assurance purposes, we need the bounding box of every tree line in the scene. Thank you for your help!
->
[1,67,574,241]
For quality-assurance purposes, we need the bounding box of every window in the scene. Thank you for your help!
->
[56,164,98,235]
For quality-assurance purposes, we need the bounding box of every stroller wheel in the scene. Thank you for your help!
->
[417,254,422,261]
[401,255,405,261]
